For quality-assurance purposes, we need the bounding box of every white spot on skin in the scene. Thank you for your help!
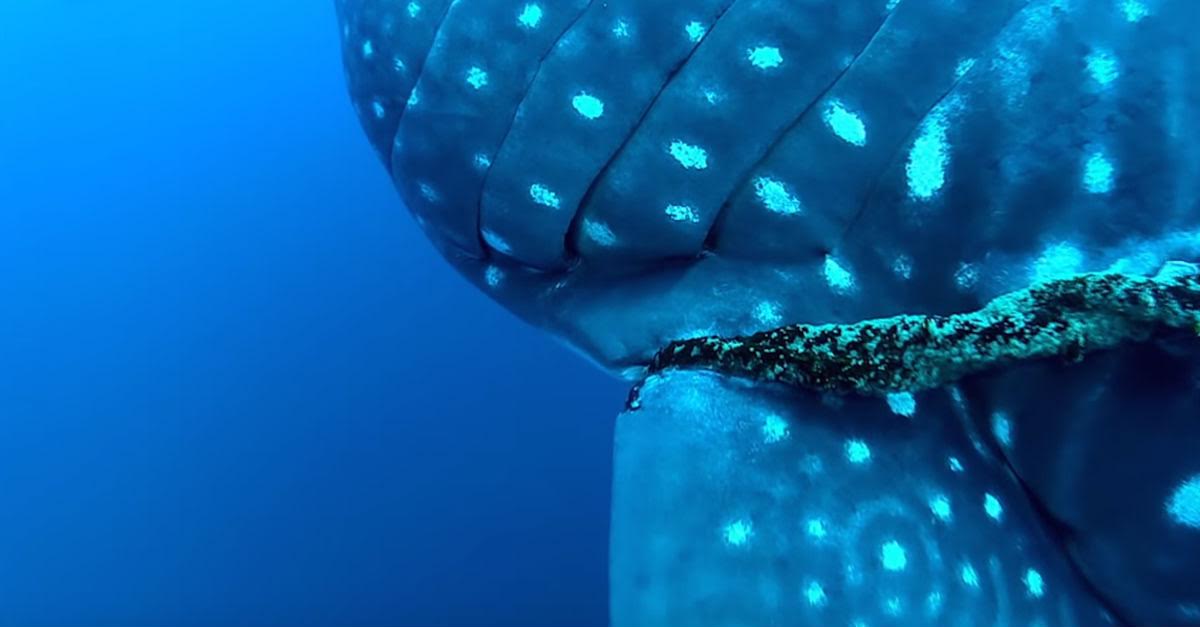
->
[583,219,617,247]
[1167,474,1200,528]
[893,255,914,280]
[482,229,513,255]
[753,301,783,326]
[880,540,908,571]
[929,494,953,522]
[393,57,407,73]
[884,597,904,616]
[955,57,977,79]
[948,456,964,473]
[984,493,1004,521]
[612,19,631,39]
[1155,260,1200,282]
[824,256,856,293]
[961,563,980,588]
[668,140,709,170]
[418,182,439,203]
[927,592,944,615]
[1121,0,1150,22]
[407,2,422,19]
[954,263,980,291]
[748,46,783,69]
[371,100,386,119]
[473,153,492,170]
[362,40,375,59]
[824,100,868,147]
[685,21,706,42]
[845,439,871,464]
[887,0,903,10]
[762,413,789,444]
[1086,50,1120,86]
[529,184,560,209]
[991,412,1013,448]
[805,581,827,607]
[907,113,950,200]
[466,66,489,90]
[407,88,421,108]
[806,518,828,539]
[665,204,699,223]
[701,87,724,106]
[572,92,604,120]
[754,177,803,215]
[1083,150,1116,194]
[723,519,753,546]
[1024,568,1045,598]
[517,3,543,29]
[484,265,504,288]
[1032,243,1085,282]
[886,392,917,418]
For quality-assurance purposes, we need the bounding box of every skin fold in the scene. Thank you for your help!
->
[334,0,1200,623]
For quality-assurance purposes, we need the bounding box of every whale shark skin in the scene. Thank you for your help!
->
[337,0,1200,369]
[334,0,1200,624]
[614,369,1119,627]
[623,272,1200,626]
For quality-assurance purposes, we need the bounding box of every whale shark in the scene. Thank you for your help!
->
[334,0,1200,624]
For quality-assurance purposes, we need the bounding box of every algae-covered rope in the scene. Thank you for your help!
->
[644,267,1200,397]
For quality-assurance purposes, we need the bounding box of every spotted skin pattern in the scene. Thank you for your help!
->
[336,0,452,163]
[575,0,894,264]
[480,0,737,269]
[334,0,1200,624]
[336,0,1200,369]
[612,370,1120,627]
[958,335,1200,625]
[392,0,593,255]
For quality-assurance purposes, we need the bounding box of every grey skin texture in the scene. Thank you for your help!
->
[335,0,1200,624]
[613,369,1121,627]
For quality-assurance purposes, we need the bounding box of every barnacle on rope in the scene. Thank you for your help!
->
[645,268,1200,397]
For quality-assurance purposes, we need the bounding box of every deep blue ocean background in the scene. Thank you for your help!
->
[0,2,625,625]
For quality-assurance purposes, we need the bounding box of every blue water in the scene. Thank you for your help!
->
[0,2,624,625]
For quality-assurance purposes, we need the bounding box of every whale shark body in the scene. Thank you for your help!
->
[335,0,1200,624]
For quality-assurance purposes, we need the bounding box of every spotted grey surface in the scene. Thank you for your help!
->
[612,369,1122,627]
[335,0,1200,624]
[337,0,1199,370]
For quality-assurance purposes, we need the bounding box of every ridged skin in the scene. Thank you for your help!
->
[335,1,1200,624]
